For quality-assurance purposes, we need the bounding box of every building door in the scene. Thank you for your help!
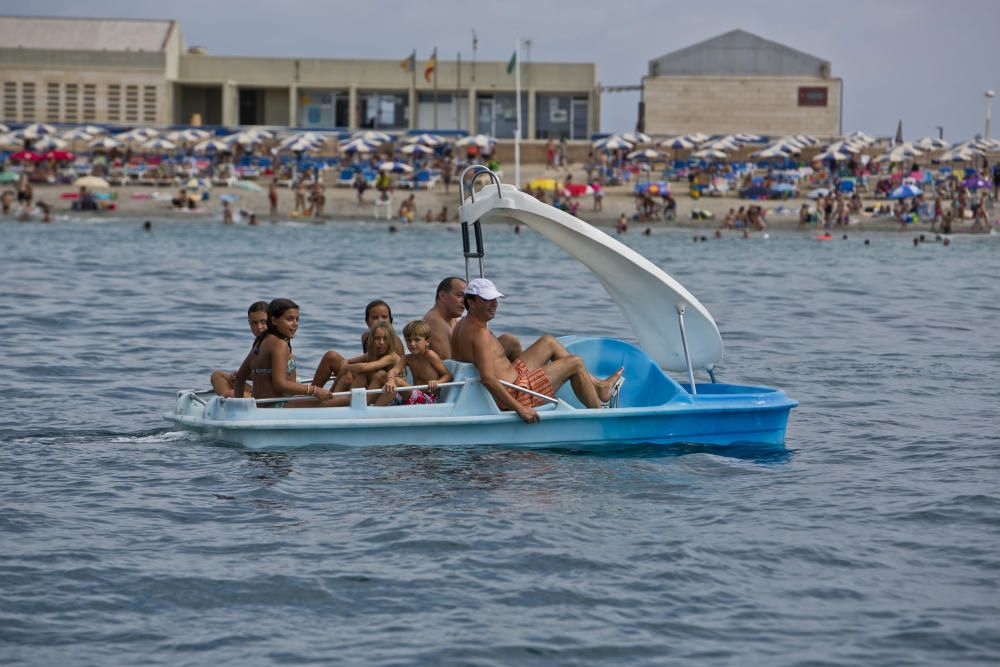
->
[571,99,588,139]
[239,89,261,125]
[477,98,495,136]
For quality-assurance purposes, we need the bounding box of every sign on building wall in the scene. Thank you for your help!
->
[798,87,828,107]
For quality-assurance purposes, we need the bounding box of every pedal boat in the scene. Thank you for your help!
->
[165,169,796,450]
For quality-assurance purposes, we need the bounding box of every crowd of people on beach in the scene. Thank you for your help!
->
[212,277,623,424]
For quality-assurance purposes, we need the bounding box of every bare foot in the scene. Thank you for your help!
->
[595,367,624,404]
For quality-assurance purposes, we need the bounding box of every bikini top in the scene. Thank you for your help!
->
[251,337,296,376]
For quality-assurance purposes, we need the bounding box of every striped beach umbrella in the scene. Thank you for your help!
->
[88,136,122,149]
[192,139,231,154]
[399,143,434,155]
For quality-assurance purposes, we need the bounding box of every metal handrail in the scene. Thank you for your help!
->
[498,380,561,405]
[253,381,467,406]
[458,165,503,204]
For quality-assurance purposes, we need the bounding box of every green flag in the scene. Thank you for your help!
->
[506,50,517,75]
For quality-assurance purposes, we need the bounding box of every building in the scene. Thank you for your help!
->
[643,29,842,137]
[0,16,599,139]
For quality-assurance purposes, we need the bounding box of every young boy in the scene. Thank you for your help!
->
[394,320,452,404]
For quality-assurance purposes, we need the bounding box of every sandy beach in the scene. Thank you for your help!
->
[11,160,963,234]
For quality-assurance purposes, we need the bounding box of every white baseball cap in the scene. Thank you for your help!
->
[465,277,505,300]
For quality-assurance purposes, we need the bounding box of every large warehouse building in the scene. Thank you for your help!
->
[0,16,599,139]
[643,30,842,137]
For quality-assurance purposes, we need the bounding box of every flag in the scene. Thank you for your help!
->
[424,48,437,82]
[506,50,517,75]
[894,119,903,145]
[400,50,415,73]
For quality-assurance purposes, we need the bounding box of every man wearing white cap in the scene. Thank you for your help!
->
[452,277,623,423]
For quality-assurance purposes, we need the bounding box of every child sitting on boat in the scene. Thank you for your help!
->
[232,298,334,406]
[210,301,269,397]
[311,299,404,388]
[337,321,404,406]
[392,320,452,405]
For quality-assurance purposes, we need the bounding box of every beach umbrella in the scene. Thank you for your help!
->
[890,184,922,199]
[21,123,57,139]
[752,146,792,159]
[284,139,320,153]
[73,175,110,188]
[185,177,211,190]
[33,136,68,151]
[626,148,665,160]
[0,123,8,133]
[378,160,413,173]
[141,138,177,151]
[224,131,262,147]
[352,130,391,144]
[813,150,849,162]
[960,176,991,190]
[874,146,921,163]
[914,137,949,150]
[193,139,231,154]
[772,141,803,154]
[399,143,434,155]
[692,148,727,159]
[232,180,264,192]
[340,138,377,153]
[702,138,738,151]
[845,131,875,145]
[771,183,798,194]
[80,125,107,136]
[736,133,763,142]
[621,131,652,144]
[593,136,633,150]
[657,136,695,150]
[0,133,18,147]
[61,127,95,141]
[824,140,859,154]
[456,133,496,148]
[807,187,831,199]
[687,132,709,143]
[42,150,75,161]
[165,129,204,142]
[87,136,122,150]
[10,150,43,162]
[403,133,445,146]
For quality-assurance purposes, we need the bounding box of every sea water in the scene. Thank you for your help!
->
[1,218,998,666]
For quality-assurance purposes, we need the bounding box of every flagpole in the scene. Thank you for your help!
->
[455,52,461,131]
[410,50,416,131]
[514,37,521,189]
[433,47,438,130]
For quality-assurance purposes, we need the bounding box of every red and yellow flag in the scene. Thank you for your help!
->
[424,48,437,83]
[400,50,415,73]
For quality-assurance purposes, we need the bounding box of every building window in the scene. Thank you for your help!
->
[47,82,60,122]
[358,92,409,129]
[143,85,157,123]
[83,84,96,121]
[65,83,79,122]
[107,84,121,122]
[22,82,36,120]
[535,94,589,140]
[125,85,139,122]
[2,82,16,121]
[798,87,828,107]
[298,89,348,128]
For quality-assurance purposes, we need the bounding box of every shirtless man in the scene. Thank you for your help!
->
[450,278,623,424]
[422,276,466,359]
[211,301,269,397]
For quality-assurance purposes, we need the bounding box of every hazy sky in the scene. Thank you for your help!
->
[8,0,1000,140]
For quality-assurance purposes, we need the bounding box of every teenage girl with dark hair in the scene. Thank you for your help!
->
[233,299,333,406]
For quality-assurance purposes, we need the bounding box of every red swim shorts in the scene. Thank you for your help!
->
[506,359,555,408]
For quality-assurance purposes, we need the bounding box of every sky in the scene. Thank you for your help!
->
[7,0,1000,141]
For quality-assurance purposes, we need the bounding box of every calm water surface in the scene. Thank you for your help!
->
[1,216,999,666]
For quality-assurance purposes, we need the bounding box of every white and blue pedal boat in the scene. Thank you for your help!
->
[166,168,797,450]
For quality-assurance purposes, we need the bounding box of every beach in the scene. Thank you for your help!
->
[13,159,977,234]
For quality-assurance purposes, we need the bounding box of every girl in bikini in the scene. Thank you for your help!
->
[336,320,405,406]
[233,298,333,407]
[311,299,404,388]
